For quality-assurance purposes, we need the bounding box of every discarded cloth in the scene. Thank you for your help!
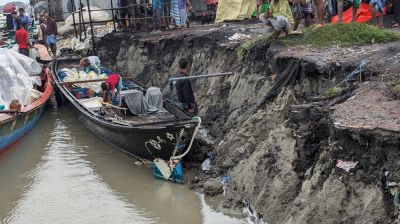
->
[336,160,358,172]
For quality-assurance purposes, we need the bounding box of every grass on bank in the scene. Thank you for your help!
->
[236,23,400,61]
[284,23,400,47]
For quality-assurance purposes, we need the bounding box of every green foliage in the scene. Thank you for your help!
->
[324,86,343,97]
[237,41,254,62]
[236,33,277,62]
[390,76,400,97]
[284,23,400,47]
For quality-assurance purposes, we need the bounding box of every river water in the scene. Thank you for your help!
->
[0,103,243,224]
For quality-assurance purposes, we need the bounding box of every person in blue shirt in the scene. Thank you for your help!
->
[13,8,31,29]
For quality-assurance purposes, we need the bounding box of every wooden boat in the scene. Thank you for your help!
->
[52,55,200,161]
[0,68,53,151]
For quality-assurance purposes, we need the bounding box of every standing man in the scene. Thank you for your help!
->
[45,12,57,57]
[314,0,325,25]
[393,0,400,27]
[67,0,77,13]
[338,0,358,23]
[15,20,30,57]
[175,58,197,114]
[14,8,30,29]
[118,0,128,29]
[27,1,35,26]
[370,0,385,27]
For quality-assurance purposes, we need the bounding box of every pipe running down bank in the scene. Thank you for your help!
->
[168,72,233,102]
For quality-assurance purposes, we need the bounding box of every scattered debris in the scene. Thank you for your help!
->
[204,178,224,196]
[243,200,265,224]
[202,158,212,172]
[228,33,251,41]
[336,160,359,172]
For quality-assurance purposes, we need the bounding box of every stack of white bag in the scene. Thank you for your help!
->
[58,6,112,34]
[60,68,107,93]
[0,49,42,109]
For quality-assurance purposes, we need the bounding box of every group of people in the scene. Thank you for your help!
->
[117,0,194,31]
[11,2,57,61]
[258,0,395,38]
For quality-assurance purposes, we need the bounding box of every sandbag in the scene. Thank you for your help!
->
[65,6,111,26]
[58,6,112,35]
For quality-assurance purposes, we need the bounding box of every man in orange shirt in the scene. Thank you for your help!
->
[15,20,30,57]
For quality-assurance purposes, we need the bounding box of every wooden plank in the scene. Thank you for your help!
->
[59,78,108,85]
[0,110,18,114]
[59,77,131,85]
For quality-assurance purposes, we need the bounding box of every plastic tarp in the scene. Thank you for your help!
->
[123,89,151,115]
[145,87,163,109]
[0,49,41,109]
[34,1,48,16]
[331,3,386,23]
[215,0,257,23]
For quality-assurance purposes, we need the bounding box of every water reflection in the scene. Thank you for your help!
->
[0,106,243,224]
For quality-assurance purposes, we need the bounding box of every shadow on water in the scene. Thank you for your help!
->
[0,101,243,224]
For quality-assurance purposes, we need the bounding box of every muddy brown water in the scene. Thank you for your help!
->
[0,104,243,224]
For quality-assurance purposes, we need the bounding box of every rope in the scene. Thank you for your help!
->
[338,60,369,87]
[170,116,201,160]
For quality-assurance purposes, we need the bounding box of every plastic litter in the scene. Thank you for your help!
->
[336,160,358,172]
[243,200,265,224]
[202,158,211,171]
[228,33,251,41]
[0,49,41,108]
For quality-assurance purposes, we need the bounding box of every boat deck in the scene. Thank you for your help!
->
[77,95,177,126]
[92,107,176,126]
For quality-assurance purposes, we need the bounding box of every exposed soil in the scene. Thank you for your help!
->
[96,23,400,224]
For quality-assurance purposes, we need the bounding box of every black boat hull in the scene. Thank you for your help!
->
[78,109,195,160]
[52,57,197,161]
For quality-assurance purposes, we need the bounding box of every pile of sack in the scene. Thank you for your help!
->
[60,68,107,94]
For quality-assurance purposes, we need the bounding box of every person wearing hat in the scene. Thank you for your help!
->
[259,11,290,38]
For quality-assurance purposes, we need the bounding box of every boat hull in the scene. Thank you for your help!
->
[53,58,197,161]
[78,110,195,160]
[0,69,53,151]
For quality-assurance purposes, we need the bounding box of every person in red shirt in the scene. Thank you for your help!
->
[101,74,122,104]
[15,20,30,57]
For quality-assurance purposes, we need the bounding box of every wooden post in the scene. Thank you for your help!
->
[110,0,116,31]
[86,0,96,52]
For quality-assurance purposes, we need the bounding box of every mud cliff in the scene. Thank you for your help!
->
[97,27,400,223]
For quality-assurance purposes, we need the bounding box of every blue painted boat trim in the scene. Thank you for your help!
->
[0,106,45,151]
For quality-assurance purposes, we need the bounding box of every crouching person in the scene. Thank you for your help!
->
[101,74,123,105]
[259,12,290,38]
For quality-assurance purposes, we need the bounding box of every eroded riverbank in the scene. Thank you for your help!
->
[97,24,400,223]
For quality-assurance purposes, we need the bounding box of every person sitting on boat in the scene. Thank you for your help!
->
[175,58,197,114]
[79,56,102,75]
[101,74,123,105]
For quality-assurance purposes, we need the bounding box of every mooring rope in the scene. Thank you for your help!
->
[170,116,201,160]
